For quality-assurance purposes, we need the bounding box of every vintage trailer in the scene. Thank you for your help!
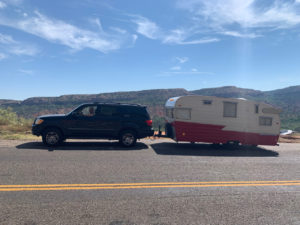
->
[164,95,281,146]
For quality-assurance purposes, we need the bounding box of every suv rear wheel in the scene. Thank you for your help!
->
[119,130,137,147]
[42,128,63,147]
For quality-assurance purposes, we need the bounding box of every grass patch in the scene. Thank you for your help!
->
[0,132,39,140]
[0,125,37,140]
[0,126,38,140]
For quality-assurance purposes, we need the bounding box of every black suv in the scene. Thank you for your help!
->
[32,103,154,147]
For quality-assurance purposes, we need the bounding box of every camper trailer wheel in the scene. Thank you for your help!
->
[211,143,220,148]
[225,141,240,148]
[227,140,239,145]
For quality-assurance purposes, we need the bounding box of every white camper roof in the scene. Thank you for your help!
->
[165,95,281,114]
[165,95,254,107]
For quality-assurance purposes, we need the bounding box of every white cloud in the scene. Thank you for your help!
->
[177,0,300,30]
[176,38,219,45]
[0,33,39,56]
[176,57,189,64]
[163,29,219,45]
[0,52,6,60]
[162,29,219,45]
[0,1,6,9]
[18,69,33,75]
[220,30,261,38]
[171,66,181,71]
[0,12,135,53]
[90,18,103,32]
[110,27,127,34]
[157,70,214,77]
[134,16,161,39]
[0,33,15,44]
[162,29,186,44]
[9,45,39,56]
[18,12,119,52]
[133,1,298,43]
[1,0,22,6]
[132,34,138,43]
[133,16,219,45]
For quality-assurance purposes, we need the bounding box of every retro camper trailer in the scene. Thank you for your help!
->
[164,95,281,146]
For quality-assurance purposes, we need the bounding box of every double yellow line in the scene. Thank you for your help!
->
[0,180,300,192]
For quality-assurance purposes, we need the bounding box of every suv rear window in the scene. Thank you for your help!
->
[120,106,150,118]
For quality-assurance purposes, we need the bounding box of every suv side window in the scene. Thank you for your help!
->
[97,105,119,116]
[78,105,97,117]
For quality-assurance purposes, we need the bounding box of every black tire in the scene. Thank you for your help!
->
[224,140,240,149]
[226,140,240,145]
[119,130,137,147]
[42,128,63,147]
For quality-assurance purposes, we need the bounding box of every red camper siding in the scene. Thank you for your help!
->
[173,121,279,146]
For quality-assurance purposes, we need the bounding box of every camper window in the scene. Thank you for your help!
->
[203,100,212,105]
[255,105,259,114]
[223,102,237,118]
[175,108,191,120]
[166,108,174,118]
[259,117,272,126]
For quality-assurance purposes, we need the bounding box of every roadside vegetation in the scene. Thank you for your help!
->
[0,108,37,140]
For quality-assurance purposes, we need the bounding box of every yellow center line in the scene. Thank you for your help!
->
[1,180,300,188]
[0,180,300,191]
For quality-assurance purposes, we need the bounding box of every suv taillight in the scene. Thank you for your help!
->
[145,120,152,126]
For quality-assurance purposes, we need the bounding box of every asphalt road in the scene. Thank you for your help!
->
[0,139,299,225]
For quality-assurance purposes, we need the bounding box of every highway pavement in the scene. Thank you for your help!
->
[0,139,299,225]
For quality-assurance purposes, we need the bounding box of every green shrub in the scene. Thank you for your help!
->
[0,108,33,133]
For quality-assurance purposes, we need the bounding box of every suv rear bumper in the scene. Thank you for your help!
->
[138,129,154,138]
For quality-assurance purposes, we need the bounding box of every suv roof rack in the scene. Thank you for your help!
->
[92,102,145,107]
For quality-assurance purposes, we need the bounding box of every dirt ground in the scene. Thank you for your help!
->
[279,134,300,143]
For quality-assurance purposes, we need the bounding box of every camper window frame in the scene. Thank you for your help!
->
[174,108,192,120]
[166,108,174,118]
[223,101,237,118]
[259,116,273,126]
[203,100,212,105]
[255,104,259,114]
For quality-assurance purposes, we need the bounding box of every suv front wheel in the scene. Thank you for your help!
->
[42,128,63,147]
[119,130,137,147]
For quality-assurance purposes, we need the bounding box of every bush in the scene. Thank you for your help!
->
[0,108,32,133]
[0,107,20,125]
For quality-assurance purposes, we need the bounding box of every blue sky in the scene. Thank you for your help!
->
[0,0,300,100]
